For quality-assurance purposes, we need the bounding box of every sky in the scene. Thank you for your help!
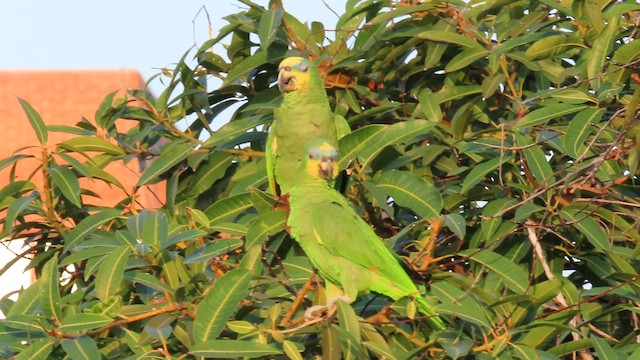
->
[0,0,345,94]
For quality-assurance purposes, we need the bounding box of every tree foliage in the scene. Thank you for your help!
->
[1,0,640,358]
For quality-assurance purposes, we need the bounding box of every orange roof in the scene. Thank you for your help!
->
[0,69,164,209]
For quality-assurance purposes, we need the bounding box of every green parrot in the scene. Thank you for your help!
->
[266,57,349,196]
[287,139,445,330]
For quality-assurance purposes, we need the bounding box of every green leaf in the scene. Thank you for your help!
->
[190,340,282,358]
[15,338,55,360]
[183,238,244,264]
[363,120,435,168]
[283,340,304,360]
[418,89,442,122]
[550,89,595,104]
[443,213,466,240]
[375,170,442,218]
[564,108,604,159]
[0,155,31,172]
[337,300,365,360]
[194,268,252,342]
[7,279,41,317]
[18,98,48,145]
[39,257,62,324]
[560,207,610,251]
[95,245,131,302]
[481,198,517,241]
[48,166,82,207]
[258,8,283,50]
[224,51,269,86]
[431,282,489,327]
[590,336,626,360]
[58,136,125,156]
[460,249,529,293]
[60,336,101,360]
[187,152,234,196]
[606,39,640,85]
[3,315,45,333]
[338,124,386,168]
[515,133,556,186]
[58,313,112,333]
[514,104,588,129]
[142,210,168,246]
[124,271,175,294]
[205,192,253,225]
[160,229,208,251]
[5,193,38,234]
[63,209,121,252]
[417,30,483,49]
[525,34,581,60]
[588,16,620,89]
[482,73,506,99]
[137,142,193,186]
[445,47,489,72]
[460,157,510,194]
[363,341,396,359]
[245,209,287,249]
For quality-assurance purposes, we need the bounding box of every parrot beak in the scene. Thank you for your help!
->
[277,66,296,93]
[318,156,336,181]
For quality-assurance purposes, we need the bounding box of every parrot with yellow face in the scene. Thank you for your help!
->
[287,139,445,330]
[266,57,350,196]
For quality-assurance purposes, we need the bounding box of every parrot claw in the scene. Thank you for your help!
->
[304,305,329,321]
[304,295,352,321]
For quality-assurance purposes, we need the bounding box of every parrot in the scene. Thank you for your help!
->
[287,139,445,330]
[266,56,350,197]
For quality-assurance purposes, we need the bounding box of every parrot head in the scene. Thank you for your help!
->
[304,139,339,182]
[277,57,316,93]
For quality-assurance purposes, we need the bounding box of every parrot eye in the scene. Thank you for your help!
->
[299,64,309,72]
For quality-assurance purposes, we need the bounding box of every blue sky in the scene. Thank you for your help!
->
[0,1,343,94]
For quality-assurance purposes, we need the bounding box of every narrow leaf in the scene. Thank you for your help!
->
[5,193,38,234]
[443,213,466,239]
[514,105,588,129]
[61,336,101,360]
[137,142,193,186]
[141,210,168,246]
[18,98,48,145]
[183,238,244,264]
[63,209,121,252]
[39,257,62,324]
[375,170,442,218]
[95,245,131,302]
[560,208,610,251]
[15,338,55,360]
[58,314,112,333]
[460,157,510,194]
[564,108,604,159]
[48,166,82,207]
[190,340,282,358]
[194,268,251,341]
[205,192,253,225]
[445,47,489,72]
[258,8,283,50]
[515,133,556,186]
[245,209,287,249]
[419,89,442,122]
[58,136,125,156]
[588,17,620,89]
[460,249,529,293]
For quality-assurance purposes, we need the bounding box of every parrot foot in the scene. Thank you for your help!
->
[274,193,290,208]
[304,295,352,321]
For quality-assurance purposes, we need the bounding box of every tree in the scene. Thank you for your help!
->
[1,0,639,358]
